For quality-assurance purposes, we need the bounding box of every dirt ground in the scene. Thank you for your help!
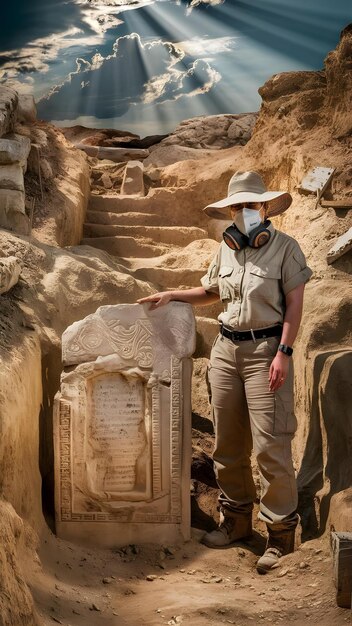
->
[26,522,350,626]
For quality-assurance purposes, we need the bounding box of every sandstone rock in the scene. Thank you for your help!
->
[0,188,25,213]
[27,144,41,175]
[62,125,139,146]
[325,24,352,137]
[0,188,29,234]
[144,145,214,168]
[17,94,37,123]
[123,133,169,149]
[40,158,53,181]
[0,134,31,167]
[0,86,18,138]
[258,71,326,102]
[121,160,144,196]
[101,172,113,189]
[75,143,99,158]
[98,146,149,162]
[0,163,24,192]
[227,115,257,145]
[0,255,22,294]
[76,144,149,162]
[0,195,29,234]
[0,501,38,625]
[30,127,48,149]
[158,113,258,152]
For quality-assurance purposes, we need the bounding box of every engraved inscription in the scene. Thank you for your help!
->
[59,400,72,520]
[86,374,149,496]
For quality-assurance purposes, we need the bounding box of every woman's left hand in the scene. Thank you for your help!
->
[268,352,290,392]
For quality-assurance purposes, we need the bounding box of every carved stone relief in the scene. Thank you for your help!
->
[54,303,194,547]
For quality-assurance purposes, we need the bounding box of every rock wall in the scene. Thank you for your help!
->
[0,88,35,234]
[0,330,43,625]
[0,501,40,626]
[0,86,90,247]
[25,123,90,248]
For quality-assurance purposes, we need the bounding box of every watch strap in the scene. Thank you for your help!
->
[278,344,293,356]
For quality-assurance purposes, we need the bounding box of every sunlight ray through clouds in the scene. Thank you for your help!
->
[1,0,351,134]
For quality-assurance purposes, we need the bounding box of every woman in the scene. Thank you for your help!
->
[137,170,312,574]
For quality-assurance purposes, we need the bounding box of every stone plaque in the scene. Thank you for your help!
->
[54,302,195,547]
[88,375,148,495]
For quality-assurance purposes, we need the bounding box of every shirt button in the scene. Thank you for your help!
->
[239,268,244,273]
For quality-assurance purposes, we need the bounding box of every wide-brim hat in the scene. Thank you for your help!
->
[203,170,292,220]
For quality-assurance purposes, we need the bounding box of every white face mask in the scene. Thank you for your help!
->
[233,207,262,236]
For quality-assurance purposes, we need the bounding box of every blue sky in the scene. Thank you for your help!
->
[1,0,351,136]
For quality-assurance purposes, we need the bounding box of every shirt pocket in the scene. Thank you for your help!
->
[218,265,234,302]
[247,265,281,301]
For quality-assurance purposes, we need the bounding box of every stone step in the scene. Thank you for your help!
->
[131,265,206,289]
[83,223,208,246]
[88,192,164,213]
[88,188,207,228]
[80,236,175,258]
[86,210,174,227]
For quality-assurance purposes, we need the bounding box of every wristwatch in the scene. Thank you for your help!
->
[278,344,293,356]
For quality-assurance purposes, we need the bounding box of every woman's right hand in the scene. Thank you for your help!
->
[137,291,174,310]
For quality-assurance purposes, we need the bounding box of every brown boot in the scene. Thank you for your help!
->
[201,510,253,548]
[256,514,299,574]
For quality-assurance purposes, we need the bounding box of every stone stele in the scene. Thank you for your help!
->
[54,302,196,548]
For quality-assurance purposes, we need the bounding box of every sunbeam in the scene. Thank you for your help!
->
[1,0,351,134]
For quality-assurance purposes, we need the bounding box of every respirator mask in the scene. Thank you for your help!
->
[223,207,271,251]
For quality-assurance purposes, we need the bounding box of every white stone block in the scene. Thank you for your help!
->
[17,94,37,123]
[0,86,18,137]
[62,301,196,369]
[98,147,149,162]
[327,227,352,264]
[0,256,22,294]
[0,188,25,214]
[55,302,195,548]
[0,189,28,234]
[0,163,24,192]
[0,134,31,167]
[121,160,145,196]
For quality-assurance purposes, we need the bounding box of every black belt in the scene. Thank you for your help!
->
[220,323,282,342]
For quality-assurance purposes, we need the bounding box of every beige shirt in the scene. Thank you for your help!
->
[200,223,313,330]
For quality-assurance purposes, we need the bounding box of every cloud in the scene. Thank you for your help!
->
[176,36,237,57]
[143,58,220,103]
[0,27,102,82]
[186,0,225,12]
[0,0,155,84]
[74,0,154,36]
[37,33,221,121]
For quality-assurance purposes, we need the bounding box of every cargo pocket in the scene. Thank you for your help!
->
[273,390,297,435]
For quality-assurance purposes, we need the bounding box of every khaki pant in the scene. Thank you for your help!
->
[208,333,298,524]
